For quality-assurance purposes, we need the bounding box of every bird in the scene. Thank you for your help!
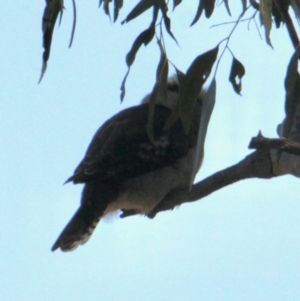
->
[52,77,203,252]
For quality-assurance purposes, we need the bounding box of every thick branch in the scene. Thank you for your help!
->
[122,137,300,219]
[274,0,300,49]
[147,150,275,218]
[249,136,300,156]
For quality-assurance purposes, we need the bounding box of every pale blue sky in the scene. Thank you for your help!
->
[1,2,299,301]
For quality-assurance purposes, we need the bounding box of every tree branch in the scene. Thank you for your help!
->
[249,136,300,156]
[274,0,300,49]
[147,149,275,218]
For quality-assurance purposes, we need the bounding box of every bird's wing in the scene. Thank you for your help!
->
[66,103,198,184]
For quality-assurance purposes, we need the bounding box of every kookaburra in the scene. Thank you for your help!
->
[52,77,203,252]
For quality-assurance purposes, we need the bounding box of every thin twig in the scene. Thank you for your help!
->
[211,14,256,28]
[213,6,250,78]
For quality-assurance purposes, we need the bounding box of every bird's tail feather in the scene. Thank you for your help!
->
[51,204,103,252]
[52,181,119,252]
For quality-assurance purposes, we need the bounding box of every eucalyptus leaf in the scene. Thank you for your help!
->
[224,0,231,16]
[147,40,169,144]
[229,57,246,95]
[179,46,219,134]
[259,0,273,47]
[113,0,123,22]
[39,0,64,83]
[125,25,155,67]
[121,0,154,24]
[191,0,215,26]
[164,46,218,133]
[189,78,216,189]
[173,0,182,11]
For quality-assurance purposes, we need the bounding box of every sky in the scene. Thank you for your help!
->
[1,1,300,301]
